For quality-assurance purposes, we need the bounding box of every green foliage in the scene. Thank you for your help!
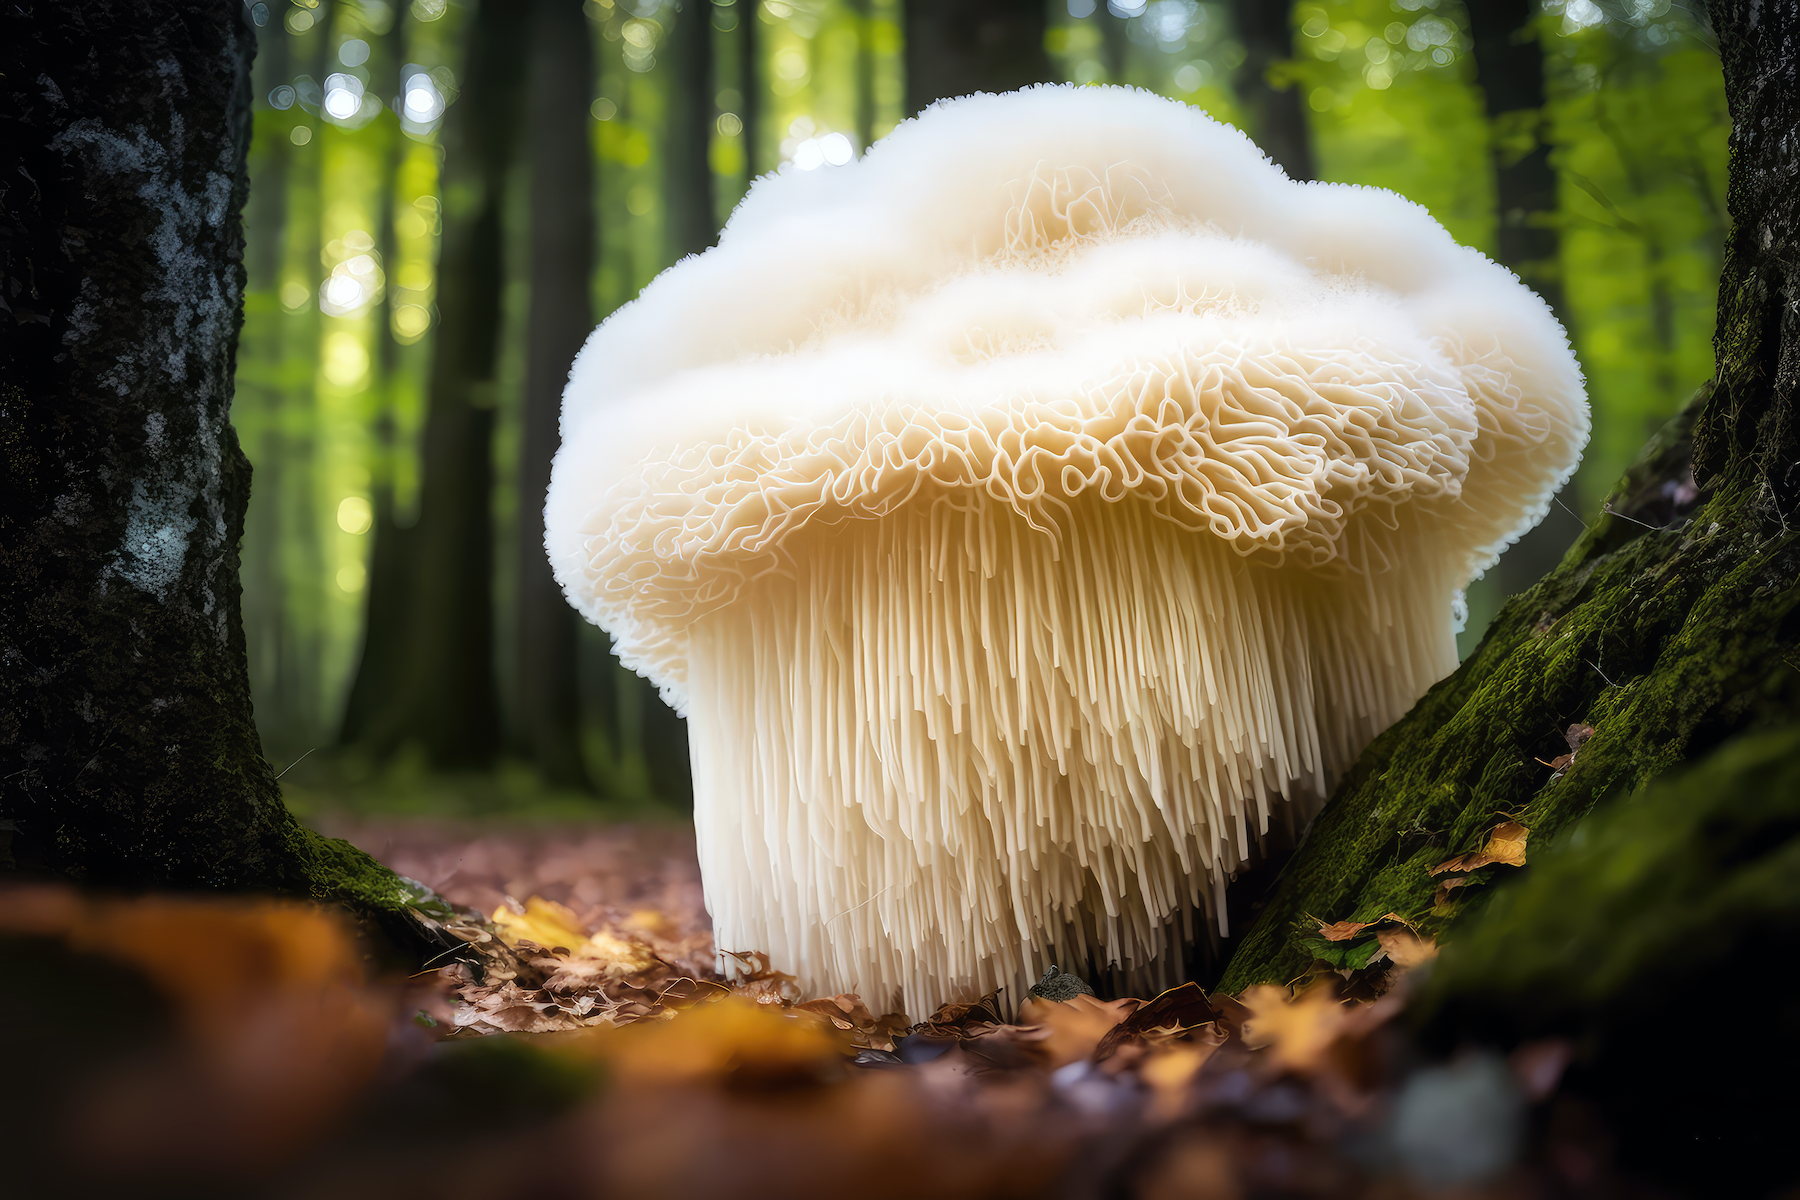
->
[1541,24,1728,498]
[234,1,1732,809]
[1291,0,1496,249]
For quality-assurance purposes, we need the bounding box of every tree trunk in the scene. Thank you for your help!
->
[515,0,595,790]
[903,0,1051,114]
[350,0,527,769]
[1464,0,1583,601]
[1228,0,1314,181]
[0,0,401,908]
[665,0,717,259]
[340,3,415,747]
[738,0,762,176]
[1219,0,1798,992]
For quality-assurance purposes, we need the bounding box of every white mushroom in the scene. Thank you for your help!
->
[546,86,1587,1018]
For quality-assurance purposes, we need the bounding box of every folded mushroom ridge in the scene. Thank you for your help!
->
[571,331,1481,699]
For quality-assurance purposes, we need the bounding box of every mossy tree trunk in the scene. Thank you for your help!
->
[1219,0,1800,993]
[0,0,407,914]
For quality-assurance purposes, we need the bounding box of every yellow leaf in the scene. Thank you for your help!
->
[1238,983,1347,1073]
[490,896,590,952]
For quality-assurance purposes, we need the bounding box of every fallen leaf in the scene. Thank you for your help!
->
[1237,982,1349,1074]
[1314,911,1414,942]
[491,897,590,954]
[556,997,847,1090]
[1094,982,1217,1061]
[1016,993,1137,1067]
[1430,820,1530,875]
[1432,876,1471,907]
[1139,1030,1228,1118]
[1373,926,1437,969]
[910,989,1007,1037]
[793,993,910,1051]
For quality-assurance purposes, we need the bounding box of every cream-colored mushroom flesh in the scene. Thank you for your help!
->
[547,86,1588,1018]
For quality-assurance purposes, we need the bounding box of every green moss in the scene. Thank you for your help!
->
[1419,722,1800,1021]
[1217,394,1800,994]
[284,821,446,917]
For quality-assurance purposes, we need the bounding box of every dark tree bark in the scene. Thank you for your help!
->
[737,0,763,176]
[1464,0,1584,600]
[340,3,417,747]
[348,0,527,769]
[514,0,595,790]
[904,0,1052,114]
[1097,3,1130,86]
[1220,0,1800,991]
[665,0,717,259]
[849,0,875,151]
[1228,0,1314,181]
[1466,0,1564,320]
[0,0,398,905]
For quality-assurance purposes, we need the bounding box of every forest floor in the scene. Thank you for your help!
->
[0,813,1765,1199]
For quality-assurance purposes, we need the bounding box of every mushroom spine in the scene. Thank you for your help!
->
[547,86,1588,1018]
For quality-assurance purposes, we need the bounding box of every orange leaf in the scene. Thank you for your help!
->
[1430,820,1530,875]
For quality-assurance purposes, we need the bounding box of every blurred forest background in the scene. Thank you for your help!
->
[237,0,1727,818]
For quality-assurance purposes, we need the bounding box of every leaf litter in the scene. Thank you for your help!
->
[0,819,1705,1198]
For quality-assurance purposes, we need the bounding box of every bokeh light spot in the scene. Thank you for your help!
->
[337,496,373,535]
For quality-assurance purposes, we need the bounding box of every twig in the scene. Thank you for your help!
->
[274,747,316,781]
[1601,502,1660,531]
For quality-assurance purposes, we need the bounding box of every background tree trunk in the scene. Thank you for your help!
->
[514,0,595,791]
[0,0,399,906]
[1219,0,1797,992]
[665,0,717,259]
[1229,0,1314,181]
[340,2,415,747]
[903,0,1051,114]
[348,0,527,769]
[737,0,763,177]
[1464,0,1585,601]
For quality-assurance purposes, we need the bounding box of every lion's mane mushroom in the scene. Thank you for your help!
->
[546,86,1587,1018]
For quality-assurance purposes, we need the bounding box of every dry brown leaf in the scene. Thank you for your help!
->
[1237,983,1349,1074]
[1093,982,1217,1062]
[1016,993,1138,1067]
[1315,919,1373,942]
[910,989,1008,1037]
[1432,875,1471,908]
[1430,820,1530,875]
[793,993,910,1051]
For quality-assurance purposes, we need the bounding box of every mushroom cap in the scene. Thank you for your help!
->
[547,85,1586,708]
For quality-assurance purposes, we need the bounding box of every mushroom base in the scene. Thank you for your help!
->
[684,492,1464,1018]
